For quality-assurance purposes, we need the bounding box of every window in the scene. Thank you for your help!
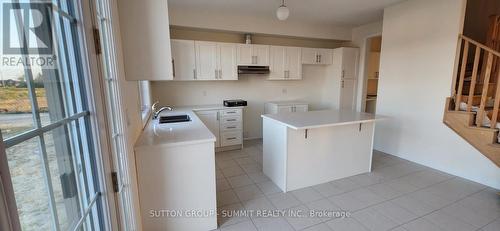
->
[0,1,109,230]
[138,80,152,127]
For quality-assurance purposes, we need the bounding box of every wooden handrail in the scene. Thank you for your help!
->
[460,35,500,57]
[452,35,500,129]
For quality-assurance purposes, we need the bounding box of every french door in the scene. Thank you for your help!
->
[0,0,116,230]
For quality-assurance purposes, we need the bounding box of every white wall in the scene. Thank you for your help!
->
[169,7,352,41]
[376,0,500,189]
[350,21,383,112]
[152,66,337,139]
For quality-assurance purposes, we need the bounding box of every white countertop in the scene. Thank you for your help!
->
[135,104,243,149]
[265,100,308,106]
[261,109,379,130]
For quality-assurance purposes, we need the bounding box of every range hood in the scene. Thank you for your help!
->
[238,65,270,75]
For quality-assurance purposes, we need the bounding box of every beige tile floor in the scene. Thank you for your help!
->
[214,139,500,231]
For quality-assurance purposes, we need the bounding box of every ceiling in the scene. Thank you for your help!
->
[168,0,405,27]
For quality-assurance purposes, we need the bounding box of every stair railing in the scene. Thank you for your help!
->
[452,35,500,129]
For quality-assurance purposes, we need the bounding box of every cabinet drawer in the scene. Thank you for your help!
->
[221,131,242,146]
[221,109,242,116]
[220,122,242,132]
[220,115,241,123]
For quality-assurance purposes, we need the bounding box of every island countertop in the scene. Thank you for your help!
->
[261,109,379,130]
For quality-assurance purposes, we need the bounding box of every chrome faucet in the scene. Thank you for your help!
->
[151,101,173,119]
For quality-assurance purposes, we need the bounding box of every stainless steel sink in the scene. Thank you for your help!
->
[159,115,191,124]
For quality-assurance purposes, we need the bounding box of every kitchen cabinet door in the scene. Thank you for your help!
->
[237,44,253,65]
[119,0,173,80]
[269,46,286,80]
[294,104,309,112]
[277,105,293,113]
[341,48,359,78]
[195,41,217,80]
[217,43,238,80]
[340,79,357,110]
[171,39,196,80]
[286,47,302,79]
[196,110,220,147]
[318,49,333,65]
[301,48,317,64]
[253,45,270,66]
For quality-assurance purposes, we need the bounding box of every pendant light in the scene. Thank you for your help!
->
[276,0,290,21]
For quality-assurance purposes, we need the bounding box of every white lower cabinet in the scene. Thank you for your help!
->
[196,108,243,150]
[265,101,309,114]
[196,110,221,147]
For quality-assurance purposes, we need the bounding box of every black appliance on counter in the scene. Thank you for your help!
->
[224,100,247,107]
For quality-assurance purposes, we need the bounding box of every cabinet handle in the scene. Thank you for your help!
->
[319,55,322,63]
[172,59,175,78]
[305,129,308,139]
[219,69,222,79]
[227,119,237,122]
[226,126,236,129]
[227,137,237,140]
[227,111,236,114]
[215,69,218,79]
[216,111,220,121]
[342,80,345,88]
[193,69,197,79]
[316,54,319,63]
[342,70,345,78]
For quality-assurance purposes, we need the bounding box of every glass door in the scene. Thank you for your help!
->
[0,1,111,230]
[91,0,136,230]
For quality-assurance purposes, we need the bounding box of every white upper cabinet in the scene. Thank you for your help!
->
[317,49,333,65]
[237,44,269,66]
[236,44,253,65]
[301,48,333,65]
[301,48,318,65]
[171,39,196,80]
[195,41,218,80]
[269,46,301,80]
[285,47,302,79]
[118,0,173,80]
[217,43,238,80]
[269,46,286,80]
[340,48,359,78]
[332,47,359,110]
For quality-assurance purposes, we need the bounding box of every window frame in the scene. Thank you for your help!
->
[0,0,118,230]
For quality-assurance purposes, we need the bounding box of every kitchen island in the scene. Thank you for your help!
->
[261,110,379,192]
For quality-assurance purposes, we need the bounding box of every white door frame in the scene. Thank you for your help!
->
[357,33,382,112]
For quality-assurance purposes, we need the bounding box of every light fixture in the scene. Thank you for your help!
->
[276,0,289,21]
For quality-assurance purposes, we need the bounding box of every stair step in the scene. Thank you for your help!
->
[459,95,482,105]
[461,83,497,95]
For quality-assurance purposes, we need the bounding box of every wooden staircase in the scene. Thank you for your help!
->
[444,34,500,167]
